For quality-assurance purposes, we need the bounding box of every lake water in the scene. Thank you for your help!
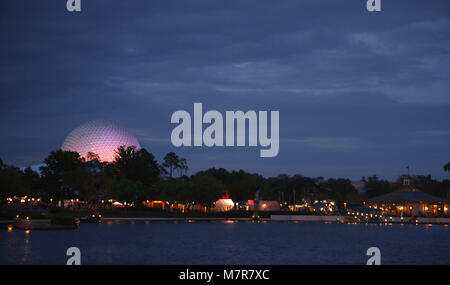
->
[0,221,449,265]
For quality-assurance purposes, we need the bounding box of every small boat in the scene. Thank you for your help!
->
[79,214,102,223]
[251,214,261,223]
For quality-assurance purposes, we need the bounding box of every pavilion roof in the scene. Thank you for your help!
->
[370,191,448,203]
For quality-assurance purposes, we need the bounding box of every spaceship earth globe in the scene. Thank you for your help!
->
[61,120,141,162]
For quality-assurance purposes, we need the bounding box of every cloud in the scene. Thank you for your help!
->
[0,0,449,180]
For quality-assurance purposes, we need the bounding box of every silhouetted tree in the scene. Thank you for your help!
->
[86,152,100,161]
[63,166,109,201]
[40,150,85,177]
[0,165,31,198]
[154,177,190,203]
[321,178,357,212]
[179,157,188,176]
[404,174,449,198]
[39,150,86,200]
[109,146,160,186]
[22,166,41,197]
[162,152,188,178]
[105,179,145,204]
[188,174,223,208]
[364,174,392,198]
[444,162,450,173]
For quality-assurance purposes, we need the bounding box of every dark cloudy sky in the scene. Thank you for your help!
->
[1,0,449,180]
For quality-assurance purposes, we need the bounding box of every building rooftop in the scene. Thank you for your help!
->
[370,178,448,203]
[371,190,448,203]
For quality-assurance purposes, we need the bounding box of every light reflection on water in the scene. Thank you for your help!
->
[21,230,31,264]
[0,221,449,265]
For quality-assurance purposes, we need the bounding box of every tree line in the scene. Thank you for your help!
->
[363,173,450,199]
[1,150,449,208]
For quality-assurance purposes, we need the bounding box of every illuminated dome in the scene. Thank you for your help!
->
[61,120,141,162]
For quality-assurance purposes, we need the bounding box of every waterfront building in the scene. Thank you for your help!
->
[367,179,449,217]
[247,200,280,211]
[287,200,337,214]
[346,204,382,220]
[142,200,166,209]
[63,199,86,209]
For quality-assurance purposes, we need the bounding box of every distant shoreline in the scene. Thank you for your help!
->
[101,216,450,224]
[2,215,450,226]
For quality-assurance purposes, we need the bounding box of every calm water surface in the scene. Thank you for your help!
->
[0,221,449,265]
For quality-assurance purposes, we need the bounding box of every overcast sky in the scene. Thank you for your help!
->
[0,0,449,180]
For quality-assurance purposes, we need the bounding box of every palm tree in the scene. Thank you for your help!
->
[162,152,188,178]
[162,152,179,178]
[178,158,188,176]
[444,162,450,173]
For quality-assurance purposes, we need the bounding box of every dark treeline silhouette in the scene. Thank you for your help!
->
[1,149,449,208]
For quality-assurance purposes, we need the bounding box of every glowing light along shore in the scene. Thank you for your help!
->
[61,120,141,162]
